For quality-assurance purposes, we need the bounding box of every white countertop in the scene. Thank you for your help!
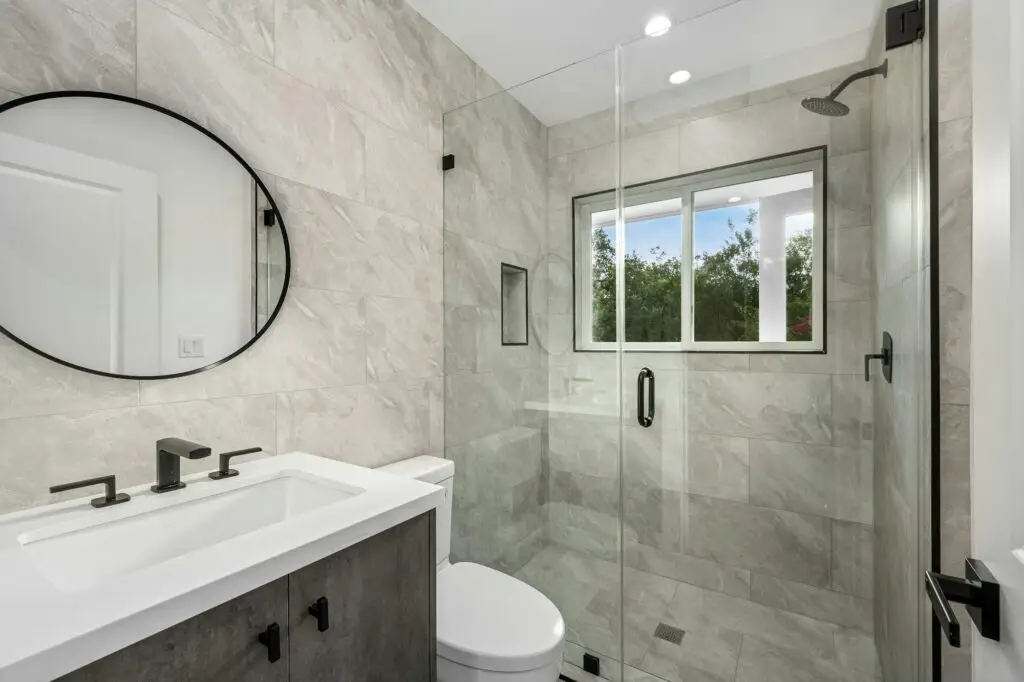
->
[0,452,444,682]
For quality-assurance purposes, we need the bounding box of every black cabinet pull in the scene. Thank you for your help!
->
[308,596,330,632]
[258,623,281,662]
[925,557,1000,648]
[637,368,655,428]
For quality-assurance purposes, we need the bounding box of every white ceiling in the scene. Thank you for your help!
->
[407,0,884,125]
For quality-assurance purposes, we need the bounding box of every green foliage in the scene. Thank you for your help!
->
[589,208,813,344]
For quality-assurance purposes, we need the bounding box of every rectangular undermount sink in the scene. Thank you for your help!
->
[19,471,362,593]
[0,452,445,682]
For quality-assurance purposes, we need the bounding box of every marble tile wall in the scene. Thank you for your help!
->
[0,0,490,513]
[542,64,879,660]
[442,91,550,573]
[936,0,973,678]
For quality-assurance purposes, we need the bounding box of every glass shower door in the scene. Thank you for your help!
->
[441,46,628,679]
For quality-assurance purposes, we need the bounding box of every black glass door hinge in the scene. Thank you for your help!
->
[442,154,455,171]
[886,1,925,50]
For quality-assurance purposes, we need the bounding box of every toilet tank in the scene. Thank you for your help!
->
[377,456,453,567]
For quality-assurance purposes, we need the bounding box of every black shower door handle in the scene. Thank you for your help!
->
[637,368,655,428]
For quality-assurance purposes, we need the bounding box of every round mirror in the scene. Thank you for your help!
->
[0,92,289,379]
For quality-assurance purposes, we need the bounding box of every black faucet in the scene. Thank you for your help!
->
[151,438,212,493]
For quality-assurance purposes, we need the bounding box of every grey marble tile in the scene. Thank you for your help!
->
[638,627,744,682]
[624,426,686,492]
[830,226,873,302]
[937,0,971,123]
[749,440,871,524]
[151,0,273,61]
[0,337,139,420]
[831,521,874,599]
[622,127,682,186]
[750,574,872,631]
[665,581,839,660]
[139,287,366,404]
[276,381,431,468]
[548,417,620,479]
[938,117,973,296]
[686,353,750,372]
[829,79,872,156]
[272,176,442,302]
[0,395,276,514]
[365,118,443,226]
[548,109,615,158]
[624,484,682,553]
[0,0,135,96]
[686,495,831,587]
[832,375,872,448]
[138,0,367,201]
[829,152,872,230]
[366,296,442,383]
[624,543,752,599]
[734,636,861,682]
[0,88,19,105]
[686,433,750,503]
[677,94,829,176]
[687,371,832,445]
[834,628,882,680]
[940,404,970,574]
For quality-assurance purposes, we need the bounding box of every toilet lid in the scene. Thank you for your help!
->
[437,562,565,673]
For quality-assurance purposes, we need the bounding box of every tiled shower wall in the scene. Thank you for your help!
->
[442,92,550,573]
[543,65,879,643]
[936,0,973,678]
[0,0,492,513]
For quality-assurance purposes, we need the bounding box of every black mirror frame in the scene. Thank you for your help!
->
[0,90,291,381]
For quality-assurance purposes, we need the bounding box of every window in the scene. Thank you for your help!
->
[574,149,825,352]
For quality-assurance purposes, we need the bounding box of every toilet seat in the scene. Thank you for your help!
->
[437,562,565,673]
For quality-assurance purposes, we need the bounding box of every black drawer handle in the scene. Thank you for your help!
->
[308,596,330,632]
[258,623,281,663]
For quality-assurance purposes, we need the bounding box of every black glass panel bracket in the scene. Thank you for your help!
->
[865,331,894,383]
[500,263,529,346]
[886,0,925,50]
[925,557,1001,648]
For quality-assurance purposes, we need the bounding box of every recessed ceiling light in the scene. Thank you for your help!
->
[645,16,672,37]
[669,70,692,85]
[728,196,742,203]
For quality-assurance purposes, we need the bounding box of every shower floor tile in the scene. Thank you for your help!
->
[522,544,880,682]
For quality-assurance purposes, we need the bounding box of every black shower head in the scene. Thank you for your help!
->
[801,60,889,117]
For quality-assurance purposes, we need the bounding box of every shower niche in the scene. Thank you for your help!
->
[500,263,528,346]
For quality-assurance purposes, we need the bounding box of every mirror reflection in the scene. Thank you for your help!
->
[0,94,288,378]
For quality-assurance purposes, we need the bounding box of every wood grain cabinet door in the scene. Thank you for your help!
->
[58,577,290,682]
[288,513,435,682]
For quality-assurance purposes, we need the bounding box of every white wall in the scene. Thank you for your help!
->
[0,97,253,375]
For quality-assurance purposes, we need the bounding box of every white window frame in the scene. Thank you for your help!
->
[573,149,826,353]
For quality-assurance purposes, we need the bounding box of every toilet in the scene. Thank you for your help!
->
[379,456,566,681]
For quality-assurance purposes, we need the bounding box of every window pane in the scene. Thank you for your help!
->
[692,203,761,342]
[785,212,814,341]
[624,215,682,342]
[591,225,616,342]
[692,170,815,343]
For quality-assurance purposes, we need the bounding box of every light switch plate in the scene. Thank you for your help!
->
[178,335,205,359]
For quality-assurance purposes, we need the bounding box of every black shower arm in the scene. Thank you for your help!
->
[825,61,889,100]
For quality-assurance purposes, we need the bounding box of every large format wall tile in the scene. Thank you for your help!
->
[137,0,367,201]
[0,337,139,420]
[750,574,872,631]
[365,118,443,226]
[686,433,750,502]
[366,296,443,383]
[139,288,366,404]
[687,371,832,445]
[0,0,136,95]
[686,495,831,587]
[276,382,431,468]
[832,520,874,599]
[150,0,273,61]
[0,395,276,514]
[749,440,872,524]
[273,176,442,302]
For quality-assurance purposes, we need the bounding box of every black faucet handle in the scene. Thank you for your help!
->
[209,447,263,480]
[50,475,130,508]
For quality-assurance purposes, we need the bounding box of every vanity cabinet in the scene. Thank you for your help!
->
[58,514,434,682]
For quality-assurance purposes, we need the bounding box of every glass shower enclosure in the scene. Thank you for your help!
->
[442,2,931,680]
